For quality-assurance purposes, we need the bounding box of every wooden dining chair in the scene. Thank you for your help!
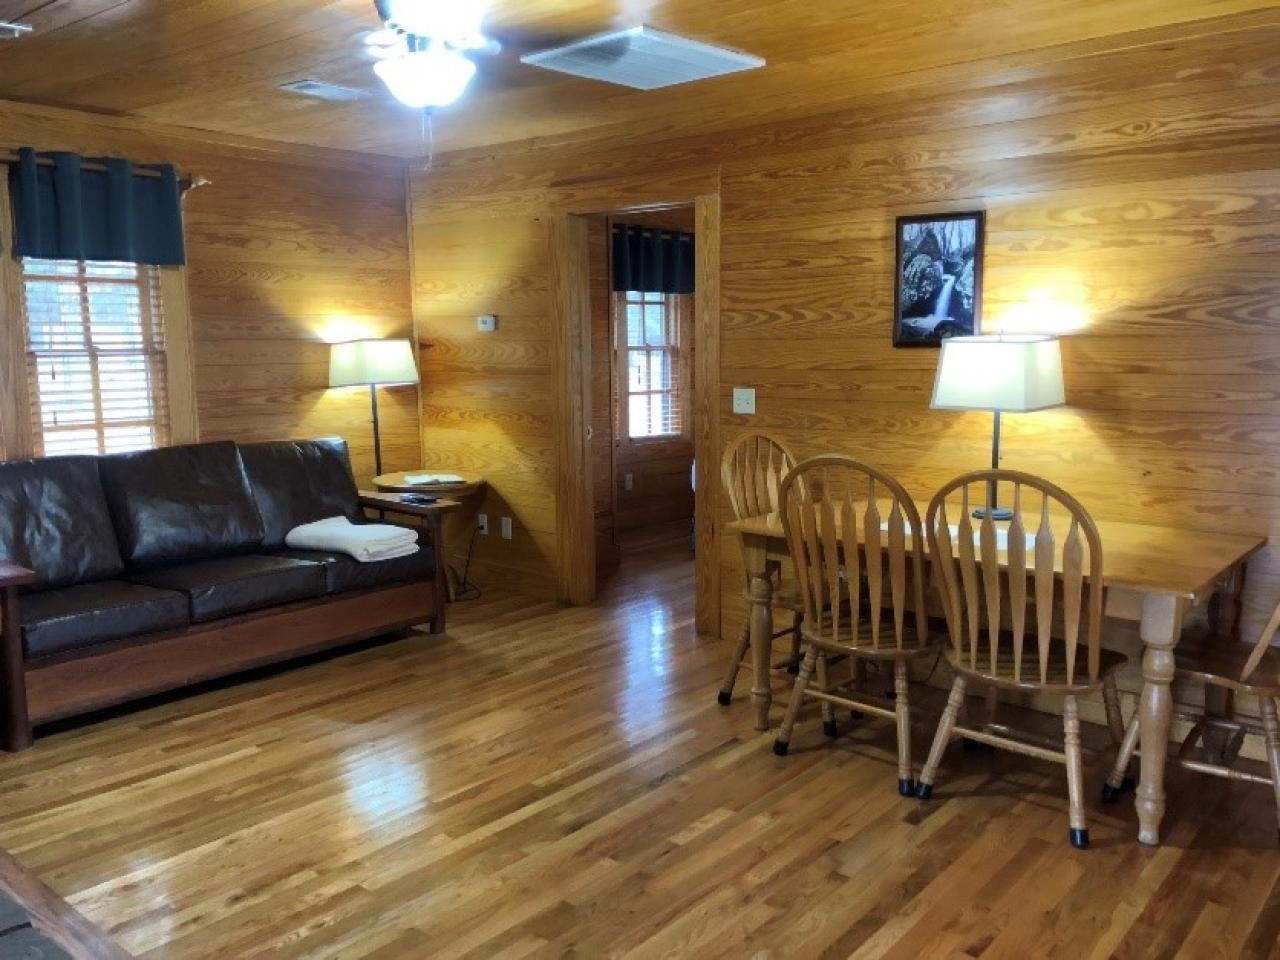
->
[1103,599,1280,838]
[772,455,942,796]
[916,470,1129,849]
[717,432,805,706]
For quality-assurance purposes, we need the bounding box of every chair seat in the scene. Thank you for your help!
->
[946,643,1129,693]
[1175,636,1280,696]
[806,615,938,659]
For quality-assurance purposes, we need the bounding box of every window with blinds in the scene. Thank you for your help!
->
[20,259,171,457]
[618,290,686,440]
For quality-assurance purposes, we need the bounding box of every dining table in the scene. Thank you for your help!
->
[726,509,1266,846]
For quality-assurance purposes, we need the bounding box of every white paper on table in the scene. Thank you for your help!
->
[404,473,465,485]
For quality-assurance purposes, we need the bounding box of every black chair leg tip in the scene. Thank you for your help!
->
[716,691,731,706]
[823,720,838,738]
[916,782,933,800]
[772,740,789,757]
[1100,783,1121,804]
[1069,828,1090,850]
[898,778,916,797]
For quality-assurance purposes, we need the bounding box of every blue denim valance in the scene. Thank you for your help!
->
[611,224,695,295]
[7,148,186,266]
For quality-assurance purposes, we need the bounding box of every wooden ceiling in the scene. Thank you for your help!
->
[0,0,1273,158]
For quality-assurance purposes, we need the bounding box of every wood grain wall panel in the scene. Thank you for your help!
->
[587,216,618,571]
[408,12,1280,639]
[0,100,418,488]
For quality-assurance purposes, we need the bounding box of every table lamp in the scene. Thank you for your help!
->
[329,338,419,475]
[930,334,1065,519]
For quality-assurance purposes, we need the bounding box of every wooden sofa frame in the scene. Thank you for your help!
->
[0,498,447,752]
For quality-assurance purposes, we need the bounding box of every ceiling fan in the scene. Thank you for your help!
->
[367,0,492,108]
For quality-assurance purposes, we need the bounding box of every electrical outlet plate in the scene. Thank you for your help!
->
[477,513,489,535]
[500,517,513,540]
[476,314,497,332]
[624,472,634,491]
[732,387,756,415]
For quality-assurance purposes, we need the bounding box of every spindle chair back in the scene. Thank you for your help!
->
[926,469,1105,691]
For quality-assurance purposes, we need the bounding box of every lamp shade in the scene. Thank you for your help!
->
[930,335,1065,412]
[328,339,419,387]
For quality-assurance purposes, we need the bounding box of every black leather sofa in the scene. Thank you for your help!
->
[0,438,445,751]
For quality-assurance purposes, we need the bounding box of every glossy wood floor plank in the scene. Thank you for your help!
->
[1,545,1278,958]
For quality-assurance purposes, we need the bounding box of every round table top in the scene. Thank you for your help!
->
[373,471,485,498]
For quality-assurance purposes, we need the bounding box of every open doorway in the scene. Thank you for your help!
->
[588,207,697,583]
[550,193,719,639]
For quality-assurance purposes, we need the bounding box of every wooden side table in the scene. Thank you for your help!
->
[372,472,487,601]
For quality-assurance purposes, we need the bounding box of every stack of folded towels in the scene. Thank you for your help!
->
[285,516,419,563]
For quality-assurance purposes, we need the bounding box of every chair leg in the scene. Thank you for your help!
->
[773,645,817,756]
[1103,713,1140,803]
[816,652,837,738]
[1260,697,1280,842]
[917,674,966,799]
[894,659,914,796]
[717,620,751,706]
[1101,674,1126,746]
[1064,695,1089,849]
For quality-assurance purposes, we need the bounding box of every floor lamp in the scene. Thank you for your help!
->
[329,338,419,476]
[930,334,1065,519]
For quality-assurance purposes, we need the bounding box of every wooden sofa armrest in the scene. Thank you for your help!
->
[0,564,34,751]
[0,563,36,590]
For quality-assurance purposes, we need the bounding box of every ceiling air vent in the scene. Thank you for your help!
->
[520,26,764,90]
[279,79,369,102]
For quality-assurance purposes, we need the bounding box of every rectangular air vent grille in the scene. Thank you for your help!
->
[520,26,764,91]
[279,79,369,102]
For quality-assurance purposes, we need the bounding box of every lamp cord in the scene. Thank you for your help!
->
[452,521,481,601]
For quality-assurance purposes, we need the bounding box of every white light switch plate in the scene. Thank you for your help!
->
[501,516,513,540]
[476,314,497,332]
[732,387,756,415]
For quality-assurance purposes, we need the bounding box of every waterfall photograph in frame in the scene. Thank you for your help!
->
[892,210,984,347]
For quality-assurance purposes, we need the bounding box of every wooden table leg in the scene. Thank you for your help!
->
[1136,592,1184,845]
[742,539,776,732]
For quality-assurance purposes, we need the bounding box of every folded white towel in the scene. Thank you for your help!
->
[286,516,418,563]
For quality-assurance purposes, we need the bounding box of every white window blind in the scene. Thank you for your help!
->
[21,259,171,457]
[619,290,685,440]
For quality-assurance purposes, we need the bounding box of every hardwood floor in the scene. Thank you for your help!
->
[1,546,1278,958]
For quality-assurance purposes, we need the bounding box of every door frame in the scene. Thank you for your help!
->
[549,192,721,638]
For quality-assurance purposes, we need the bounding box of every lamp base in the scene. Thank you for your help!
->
[972,505,1014,521]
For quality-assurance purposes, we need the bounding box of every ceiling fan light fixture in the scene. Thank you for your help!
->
[373,42,477,108]
[378,0,488,50]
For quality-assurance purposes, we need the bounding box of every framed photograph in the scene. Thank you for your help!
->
[892,210,984,347]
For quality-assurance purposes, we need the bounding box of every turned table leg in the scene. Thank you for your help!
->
[1136,592,1184,845]
[743,539,777,732]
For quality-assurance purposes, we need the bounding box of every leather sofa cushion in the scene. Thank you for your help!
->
[22,581,190,659]
[272,545,436,594]
[131,555,326,623]
[239,438,363,550]
[99,442,265,567]
[0,457,123,590]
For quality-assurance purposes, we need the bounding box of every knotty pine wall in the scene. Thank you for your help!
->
[0,100,419,487]
[409,9,1280,652]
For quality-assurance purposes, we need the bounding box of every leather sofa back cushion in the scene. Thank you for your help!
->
[0,456,123,589]
[99,442,265,567]
[238,438,363,549]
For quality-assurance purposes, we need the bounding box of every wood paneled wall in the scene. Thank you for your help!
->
[408,10,1280,631]
[0,100,419,487]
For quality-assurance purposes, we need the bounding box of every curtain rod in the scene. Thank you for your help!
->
[0,150,209,192]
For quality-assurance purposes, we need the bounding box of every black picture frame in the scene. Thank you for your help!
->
[892,210,985,347]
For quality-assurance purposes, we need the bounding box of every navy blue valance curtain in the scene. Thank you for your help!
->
[611,224,695,295]
[7,148,186,265]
